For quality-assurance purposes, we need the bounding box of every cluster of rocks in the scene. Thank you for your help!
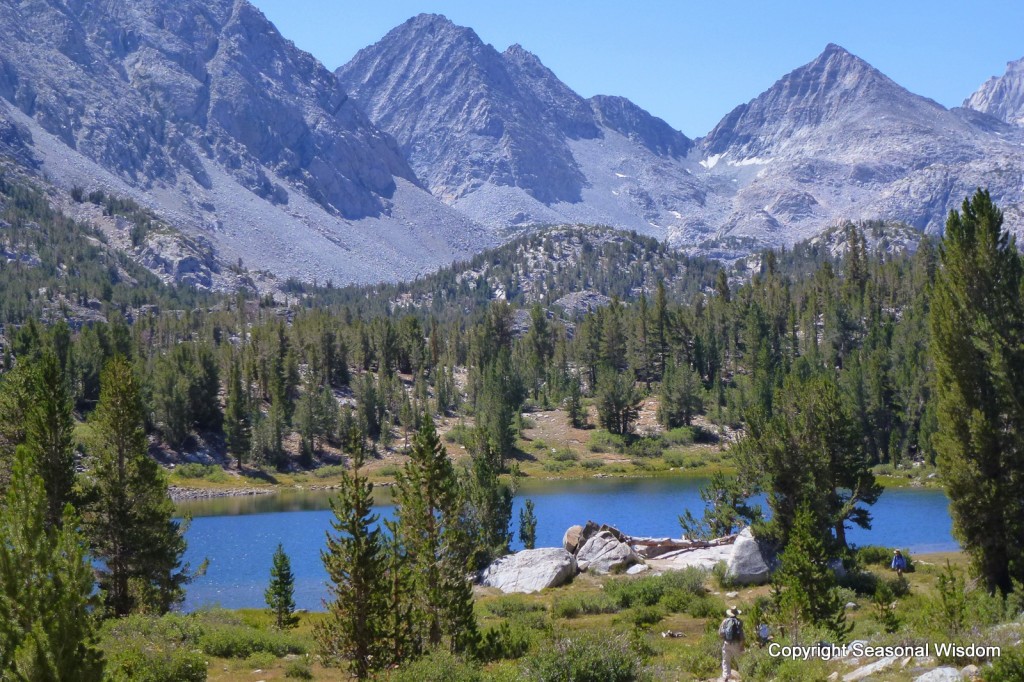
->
[479,521,776,594]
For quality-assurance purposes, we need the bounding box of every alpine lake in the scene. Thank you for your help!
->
[177,476,955,612]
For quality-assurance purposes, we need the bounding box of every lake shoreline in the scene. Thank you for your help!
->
[169,465,942,503]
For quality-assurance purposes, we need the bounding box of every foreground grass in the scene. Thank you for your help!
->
[103,549,1023,681]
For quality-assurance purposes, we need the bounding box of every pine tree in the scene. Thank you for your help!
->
[318,431,388,676]
[23,349,76,526]
[464,438,513,567]
[85,356,189,616]
[265,543,299,630]
[519,498,537,550]
[930,189,1024,594]
[393,416,479,654]
[679,472,762,540]
[564,373,587,429]
[735,371,880,552]
[595,366,641,436]
[0,361,35,490]
[772,504,850,643]
[476,350,524,466]
[658,359,703,429]
[0,450,104,679]
[225,355,251,469]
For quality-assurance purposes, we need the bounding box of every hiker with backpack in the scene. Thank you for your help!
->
[718,607,744,680]
[891,549,907,578]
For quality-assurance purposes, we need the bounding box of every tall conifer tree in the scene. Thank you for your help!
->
[23,350,76,526]
[0,450,104,679]
[930,190,1024,594]
[393,416,478,654]
[265,543,298,630]
[318,430,388,677]
[85,356,188,616]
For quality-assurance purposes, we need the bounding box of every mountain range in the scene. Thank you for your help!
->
[0,2,1022,288]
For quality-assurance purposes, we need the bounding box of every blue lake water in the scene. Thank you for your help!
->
[178,477,955,612]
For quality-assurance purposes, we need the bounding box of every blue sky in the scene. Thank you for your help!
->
[251,0,1024,137]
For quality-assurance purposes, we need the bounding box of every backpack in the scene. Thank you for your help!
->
[722,617,743,643]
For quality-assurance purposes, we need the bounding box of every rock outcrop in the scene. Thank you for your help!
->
[965,56,1024,126]
[575,530,641,574]
[562,525,584,554]
[480,548,577,594]
[725,527,775,585]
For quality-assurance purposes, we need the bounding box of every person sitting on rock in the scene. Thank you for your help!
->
[718,607,744,680]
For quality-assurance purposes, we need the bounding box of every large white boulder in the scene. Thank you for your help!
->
[725,527,774,585]
[480,548,577,594]
[576,530,641,574]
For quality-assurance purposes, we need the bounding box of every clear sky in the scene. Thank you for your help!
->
[250,0,1024,138]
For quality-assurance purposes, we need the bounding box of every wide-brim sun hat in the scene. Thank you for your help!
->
[726,607,742,617]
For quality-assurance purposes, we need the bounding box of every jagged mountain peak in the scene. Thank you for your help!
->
[337,15,591,204]
[965,56,1024,126]
[701,44,942,157]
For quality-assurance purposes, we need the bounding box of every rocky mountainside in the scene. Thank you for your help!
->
[0,0,493,286]
[337,14,705,238]
[340,22,1024,249]
[965,56,1024,126]
[0,5,1022,288]
[696,44,1024,243]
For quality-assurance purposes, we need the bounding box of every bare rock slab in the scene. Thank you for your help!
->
[576,530,641,574]
[480,548,577,594]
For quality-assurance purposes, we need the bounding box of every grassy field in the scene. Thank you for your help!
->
[104,548,1024,681]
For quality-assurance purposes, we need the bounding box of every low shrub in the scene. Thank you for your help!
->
[104,648,207,682]
[686,594,727,619]
[543,460,571,473]
[588,430,625,453]
[627,437,664,459]
[988,647,1024,682]
[552,592,620,618]
[311,464,347,479]
[551,448,579,462]
[523,632,649,682]
[444,424,475,447]
[677,628,721,680]
[605,577,664,608]
[390,648,482,682]
[284,658,314,679]
[662,427,696,446]
[581,459,605,470]
[622,605,665,628]
[479,620,533,661]
[486,596,547,618]
[173,463,228,483]
[199,624,306,658]
[101,614,206,682]
[604,568,707,610]
[663,451,688,468]
[246,651,276,669]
